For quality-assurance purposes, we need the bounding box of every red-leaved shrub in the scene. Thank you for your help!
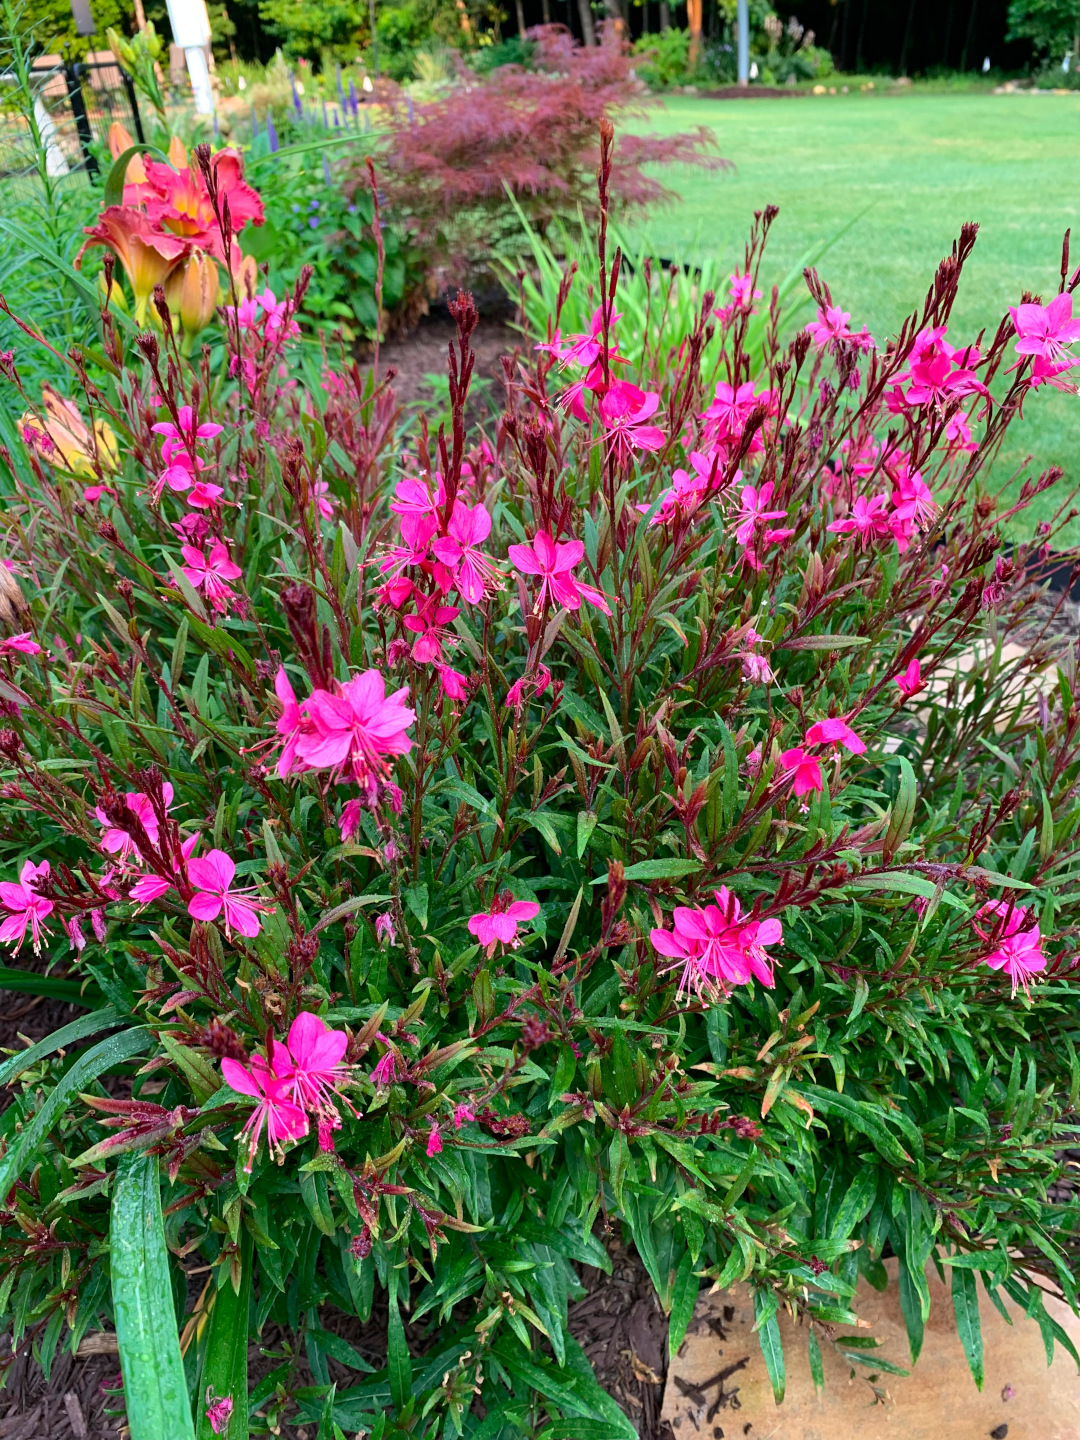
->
[364,25,724,271]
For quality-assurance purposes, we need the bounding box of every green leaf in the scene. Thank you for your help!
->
[0,1005,119,1086]
[753,1291,785,1403]
[576,810,599,859]
[897,1260,925,1365]
[111,1150,196,1440]
[591,858,699,884]
[387,1283,413,1410]
[0,1027,149,1203]
[102,143,171,206]
[847,871,964,909]
[405,882,429,931]
[951,1263,984,1390]
[883,758,917,863]
[0,965,97,1004]
[668,1250,698,1357]
[807,1327,824,1392]
[196,1232,252,1439]
[159,1030,220,1104]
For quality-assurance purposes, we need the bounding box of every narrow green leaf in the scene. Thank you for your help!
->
[951,1263,984,1390]
[387,1283,413,1410]
[897,1260,925,1365]
[753,1292,785,1403]
[592,858,699,884]
[102,143,171,206]
[196,1231,252,1439]
[0,1027,149,1203]
[668,1251,698,1357]
[807,1327,824,1392]
[112,1150,196,1440]
[0,965,96,1004]
[0,1005,119,1087]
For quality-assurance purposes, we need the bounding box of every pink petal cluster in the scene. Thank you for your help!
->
[972,900,1048,997]
[637,451,718,527]
[507,531,611,615]
[187,849,273,939]
[467,891,541,956]
[95,783,174,866]
[271,667,415,808]
[180,541,243,615]
[204,1391,234,1435]
[650,887,782,1003]
[151,405,224,508]
[598,380,666,466]
[221,1011,353,1170]
[895,658,924,699]
[700,380,774,460]
[806,304,874,351]
[0,860,54,955]
[888,327,986,411]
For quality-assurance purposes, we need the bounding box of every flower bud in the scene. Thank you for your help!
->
[165,252,220,341]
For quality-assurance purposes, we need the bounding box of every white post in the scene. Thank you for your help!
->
[737,0,749,85]
[164,0,215,115]
[34,94,69,176]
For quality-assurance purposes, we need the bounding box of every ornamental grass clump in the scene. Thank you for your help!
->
[2,124,1080,1435]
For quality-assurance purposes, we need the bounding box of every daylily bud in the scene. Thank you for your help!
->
[165,251,220,342]
[168,134,188,168]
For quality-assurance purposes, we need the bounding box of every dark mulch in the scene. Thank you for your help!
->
[697,85,805,99]
[377,298,522,415]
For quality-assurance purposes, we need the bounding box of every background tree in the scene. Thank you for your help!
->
[1007,0,1080,58]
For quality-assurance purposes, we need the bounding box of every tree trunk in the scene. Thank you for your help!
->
[899,0,917,74]
[515,0,527,35]
[541,0,551,22]
[578,0,596,44]
[659,0,669,31]
[960,0,978,70]
[687,0,702,65]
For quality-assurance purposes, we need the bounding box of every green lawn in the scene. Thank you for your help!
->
[627,91,1080,538]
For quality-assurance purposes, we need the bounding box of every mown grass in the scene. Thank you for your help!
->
[628,90,1080,538]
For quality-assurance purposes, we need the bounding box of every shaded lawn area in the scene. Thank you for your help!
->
[627,91,1080,539]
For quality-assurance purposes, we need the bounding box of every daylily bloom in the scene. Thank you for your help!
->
[1009,293,1080,364]
[779,747,824,798]
[180,542,242,614]
[972,900,1048,997]
[19,385,120,477]
[0,859,53,954]
[805,717,866,754]
[187,849,273,938]
[507,531,611,615]
[295,672,415,796]
[220,1053,308,1170]
[468,893,541,955]
[895,658,924,699]
[75,207,191,324]
[430,501,501,604]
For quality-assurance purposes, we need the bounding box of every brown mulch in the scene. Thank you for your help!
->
[376,301,522,414]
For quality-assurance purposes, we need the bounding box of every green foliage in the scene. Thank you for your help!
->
[1,140,1080,1434]
[258,0,368,64]
[1007,0,1080,58]
[632,27,690,89]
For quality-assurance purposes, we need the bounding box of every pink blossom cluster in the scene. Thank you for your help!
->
[777,716,866,799]
[650,886,783,1002]
[1008,292,1080,389]
[806,304,875,353]
[151,405,224,508]
[972,900,1047,997]
[540,307,665,465]
[467,891,541,956]
[826,451,937,554]
[221,1011,354,1170]
[271,666,414,839]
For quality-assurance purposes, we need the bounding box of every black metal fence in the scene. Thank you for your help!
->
[0,53,144,206]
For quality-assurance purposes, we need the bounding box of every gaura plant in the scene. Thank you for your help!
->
[2,123,1080,1437]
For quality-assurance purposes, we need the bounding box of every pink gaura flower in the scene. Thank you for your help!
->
[638,452,717,526]
[185,480,225,509]
[402,596,460,664]
[972,900,1048,997]
[129,832,200,906]
[180,541,242,615]
[453,1103,476,1129]
[891,327,986,408]
[379,511,438,582]
[731,480,786,548]
[152,405,223,449]
[339,798,363,842]
[468,892,541,956]
[426,1120,443,1156]
[204,1391,234,1435]
[95,783,174,864]
[0,860,53,954]
[375,911,397,947]
[274,1012,350,1115]
[598,381,665,463]
[779,747,824,798]
[272,667,308,779]
[220,1053,308,1170]
[895,658,924,699]
[0,633,41,656]
[436,662,469,701]
[506,664,552,711]
[827,493,892,547]
[430,500,501,604]
[558,306,620,368]
[805,717,866,755]
[370,1040,397,1087]
[507,531,611,615]
[702,380,771,453]
[295,671,415,795]
[715,269,762,323]
[1009,293,1080,364]
[650,887,782,1002]
[390,474,446,520]
[187,849,273,938]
